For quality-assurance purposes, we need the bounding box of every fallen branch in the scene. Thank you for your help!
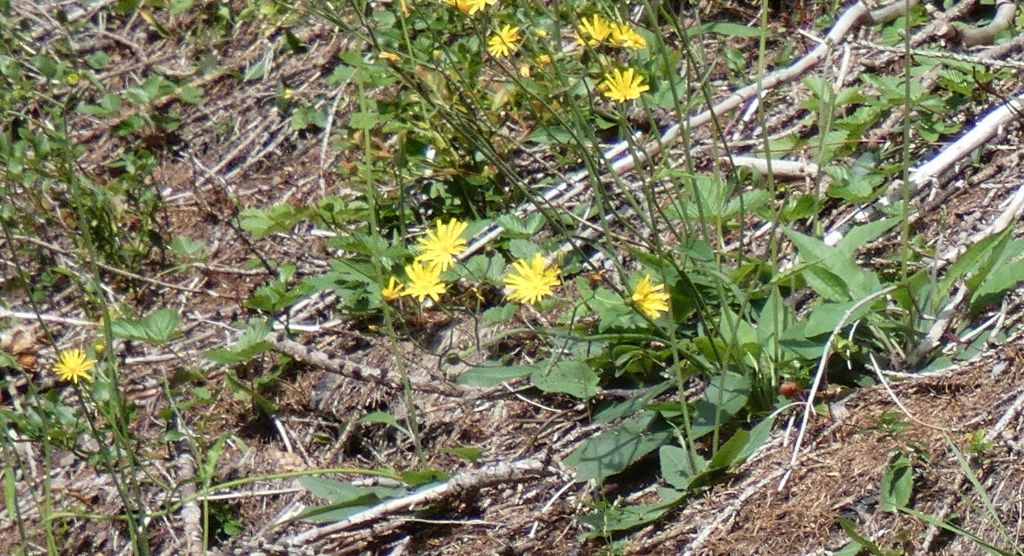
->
[942,0,1017,46]
[720,156,820,179]
[268,332,462,397]
[284,459,551,547]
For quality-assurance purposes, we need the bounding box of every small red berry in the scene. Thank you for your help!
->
[779,381,800,398]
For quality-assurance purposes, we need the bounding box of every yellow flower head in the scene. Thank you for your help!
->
[609,23,647,49]
[415,218,468,271]
[536,54,552,65]
[600,67,650,103]
[403,261,446,302]
[577,14,611,46]
[381,276,404,302]
[53,348,96,384]
[631,275,670,319]
[504,252,560,304]
[443,0,495,15]
[487,25,521,58]
[379,51,402,62]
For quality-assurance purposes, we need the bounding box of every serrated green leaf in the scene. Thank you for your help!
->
[507,239,538,261]
[481,304,516,324]
[348,111,379,130]
[204,321,272,365]
[111,308,180,344]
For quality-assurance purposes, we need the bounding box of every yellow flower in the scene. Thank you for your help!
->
[443,0,494,15]
[600,67,649,102]
[609,23,647,49]
[403,261,446,302]
[504,253,560,304]
[487,25,521,58]
[381,276,404,301]
[631,275,670,319]
[536,54,551,65]
[379,51,402,62]
[577,14,611,46]
[415,218,468,271]
[519,64,531,78]
[53,349,96,384]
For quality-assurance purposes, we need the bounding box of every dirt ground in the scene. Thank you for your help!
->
[3,0,1024,554]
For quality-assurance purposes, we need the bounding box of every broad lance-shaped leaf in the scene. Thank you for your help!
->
[784,229,881,302]
[530,360,599,400]
[564,411,673,483]
[689,372,750,439]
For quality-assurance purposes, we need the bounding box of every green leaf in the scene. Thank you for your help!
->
[205,321,272,365]
[702,22,767,37]
[348,111,380,130]
[689,372,750,439]
[785,229,880,301]
[530,360,600,400]
[879,452,913,511]
[0,351,19,371]
[592,381,672,425]
[3,464,15,520]
[804,300,878,337]
[709,428,749,470]
[111,308,180,344]
[443,446,483,462]
[358,411,410,436]
[242,49,271,81]
[239,204,307,239]
[400,468,447,485]
[564,411,673,483]
[294,477,408,523]
[456,364,532,387]
[481,304,516,324]
[972,251,1024,307]
[938,227,1011,300]
[659,445,707,489]
[201,435,229,480]
[838,516,887,556]
[298,476,405,503]
[735,416,775,463]
[507,239,538,261]
[836,218,898,255]
[579,488,686,535]
[757,289,792,348]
